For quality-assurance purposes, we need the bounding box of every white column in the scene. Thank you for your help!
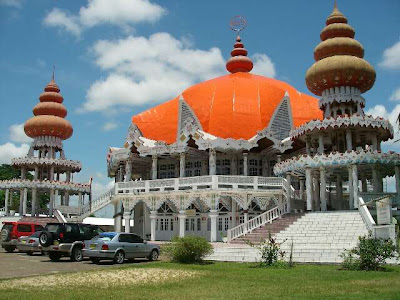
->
[286,173,291,213]
[313,176,320,211]
[231,156,238,175]
[150,211,157,241]
[299,178,305,200]
[179,153,185,178]
[231,200,237,228]
[306,168,313,211]
[50,165,55,181]
[152,155,158,180]
[78,192,82,211]
[395,166,400,195]
[243,153,248,176]
[243,211,249,223]
[372,166,382,193]
[361,179,368,193]
[5,189,9,215]
[209,149,216,175]
[113,202,120,232]
[178,210,187,237]
[54,190,59,206]
[320,167,327,211]
[318,134,324,154]
[346,129,353,151]
[19,190,23,215]
[352,165,359,209]
[124,212,131,233]
[66,171,71,182]
[348,166,354,210]
[125,159,132,182]
[22,188,28,215]
[209,209,218,242]
[306,137,311,155]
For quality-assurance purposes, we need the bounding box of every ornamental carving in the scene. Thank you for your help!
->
[0,179,91,193]
[290,114,393,140]
[274,150,400,175]
[11,157,82,172]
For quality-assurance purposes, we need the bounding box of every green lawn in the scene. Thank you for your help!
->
[1,262,400,300]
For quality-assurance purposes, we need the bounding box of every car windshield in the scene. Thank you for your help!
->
[93,233,116,242]
[30,231,42,238]
[46,224,60,233]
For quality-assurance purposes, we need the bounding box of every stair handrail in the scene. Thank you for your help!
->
[227,205,283,242]
[53,209,67,223]
[358,196,376,232]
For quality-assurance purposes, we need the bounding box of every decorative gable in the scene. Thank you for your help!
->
[268,93,293,141]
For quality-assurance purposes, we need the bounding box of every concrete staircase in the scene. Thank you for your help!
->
[230,213,304,245]
[207,211,369,264]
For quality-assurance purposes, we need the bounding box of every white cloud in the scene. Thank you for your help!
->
[252,53,276,78]
[81,33,276,112]
[43,8,81,37]
[390,87,400,102]
[365,104,400,148]
[43,0,165,36]
[379,41,400,70]
[9,123,32,143]
[0,0,22,8]
[102,121,118,131]
[0,143,29,164]
[91,179,114,199]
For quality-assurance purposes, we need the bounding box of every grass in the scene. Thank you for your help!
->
[0,262,400,300]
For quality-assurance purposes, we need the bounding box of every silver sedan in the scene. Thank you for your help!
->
[16,231,44,255]
[83,232,160,264]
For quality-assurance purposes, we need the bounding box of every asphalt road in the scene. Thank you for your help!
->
[0,248,152,279]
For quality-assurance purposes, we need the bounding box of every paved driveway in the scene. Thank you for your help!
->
[0,248,151,279]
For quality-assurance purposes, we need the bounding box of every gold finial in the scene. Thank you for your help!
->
[333,0,338,11]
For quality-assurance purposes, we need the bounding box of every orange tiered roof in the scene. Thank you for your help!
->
[132,72,323,144]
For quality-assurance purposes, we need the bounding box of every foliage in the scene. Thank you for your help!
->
[341,235,398,271]
[0,164,49,210]
[163,235,213,264]
[247,233,291,267]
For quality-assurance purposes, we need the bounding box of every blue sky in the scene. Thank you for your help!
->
[0,0,399,208]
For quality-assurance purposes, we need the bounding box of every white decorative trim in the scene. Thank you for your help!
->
[320,86,365,109]
[31,136,63,149]
[0,179,91,193]
[11,157,82,172]
[176,95,203,144]
[125,123,143,148]
[290,115,393,140]
[274,150,400,175]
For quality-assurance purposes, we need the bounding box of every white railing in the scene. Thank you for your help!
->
[116,175,284,195]
[227,204,287,242]
[358,197,376,232]
[80,188,115,218]
[358,196,397,243]
[53,209,67,223]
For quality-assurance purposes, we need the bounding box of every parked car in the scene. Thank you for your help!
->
[16,231,44,256]
[1,222,44,253]
[39,223,103,262]
[83,232,160,264]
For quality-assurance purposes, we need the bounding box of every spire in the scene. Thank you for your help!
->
[52,65,55,81]
[226,35,253,74]
[305,3,375,96]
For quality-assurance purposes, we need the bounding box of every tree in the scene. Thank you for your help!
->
[0,164,48,210]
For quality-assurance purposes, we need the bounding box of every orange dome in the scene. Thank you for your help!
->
[132,72,322,144]
[24,77,73,140]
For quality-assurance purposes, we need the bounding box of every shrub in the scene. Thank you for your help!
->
[164,236,213,264]
[341,235,398,271]
[247,233,290,267]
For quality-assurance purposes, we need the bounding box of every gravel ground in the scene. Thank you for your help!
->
[0,247,153,280]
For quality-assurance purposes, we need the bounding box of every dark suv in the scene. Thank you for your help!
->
[39,223,103,262]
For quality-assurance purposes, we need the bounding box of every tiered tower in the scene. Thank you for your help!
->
[0,74,91,217]
[274,3,400,211]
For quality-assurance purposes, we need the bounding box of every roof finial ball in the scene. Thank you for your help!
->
[226,16,253,74]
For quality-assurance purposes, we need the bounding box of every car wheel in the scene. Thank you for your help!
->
[1,229,11,242]
[39,231,53,247]
[90,258,100,264]
[4,246,15,253]
[49,252,61,262]
[71,247,83,262]
[113,251,125,264]
[148,249,159,261]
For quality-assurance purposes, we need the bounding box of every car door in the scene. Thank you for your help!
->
[130,234,147,258]
[118,234,133,258]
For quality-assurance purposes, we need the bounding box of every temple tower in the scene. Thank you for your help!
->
[0,74,91,217]
[274,3,400,211]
